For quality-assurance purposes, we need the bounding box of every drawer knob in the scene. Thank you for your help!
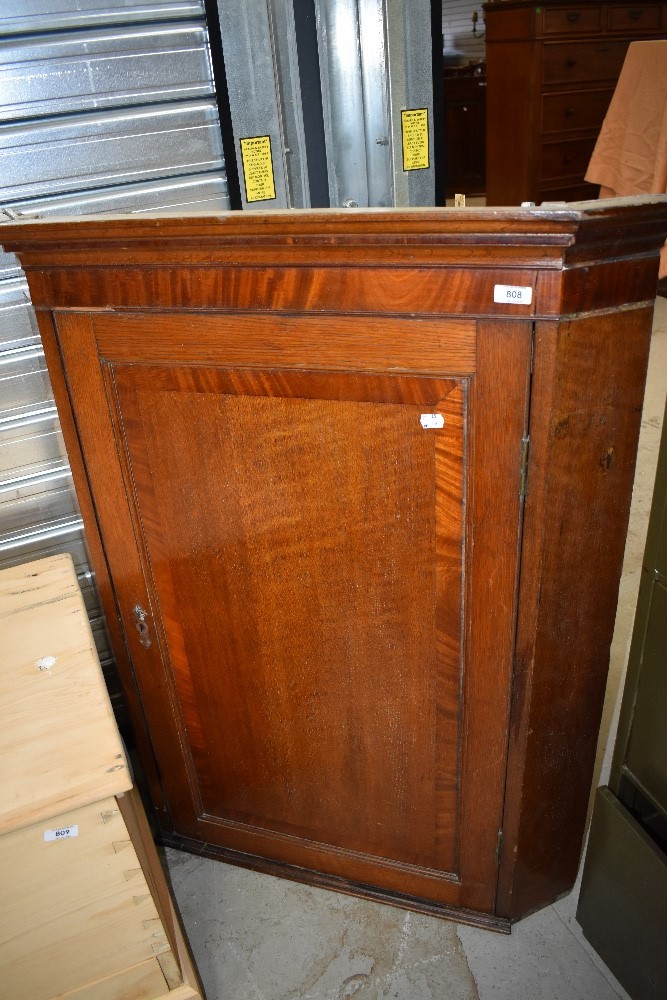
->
[564,107,575,118]
[566,10,581,22]
[629,8,642,20]
[566,58,577,69]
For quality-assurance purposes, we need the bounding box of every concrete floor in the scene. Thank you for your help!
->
[164,296,667,1000]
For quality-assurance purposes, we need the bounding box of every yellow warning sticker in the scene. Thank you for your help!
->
[240,135,277,203]
[401,109,430,172]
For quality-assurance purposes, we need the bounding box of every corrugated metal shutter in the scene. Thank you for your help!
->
[0,0,229,723]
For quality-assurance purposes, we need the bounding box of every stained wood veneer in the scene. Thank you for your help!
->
[3,198,666,930]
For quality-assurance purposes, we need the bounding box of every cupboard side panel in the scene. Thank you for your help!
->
[499,306,654,920]
[459,318,533,913]
[485,41,536,206]
[33,309,170,828]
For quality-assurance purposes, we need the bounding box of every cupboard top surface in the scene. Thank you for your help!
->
[2,197,666,249]
[0,554,131,834]
[2,198,666,321]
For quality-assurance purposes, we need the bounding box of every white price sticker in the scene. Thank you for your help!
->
[44,824,78,842]
[420,414,444,430]
[494,284,533,305]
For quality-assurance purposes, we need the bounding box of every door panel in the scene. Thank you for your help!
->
[111,366,464,877]
[55,309,531,913]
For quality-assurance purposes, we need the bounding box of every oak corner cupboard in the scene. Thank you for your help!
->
[2,197,666,932]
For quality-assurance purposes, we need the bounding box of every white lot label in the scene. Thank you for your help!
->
[44,824,78,842]
[420,413,444,430]
[494,284,533,305]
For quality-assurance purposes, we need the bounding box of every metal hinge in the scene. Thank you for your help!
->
[519,436,530,500]
[496,829,504,862]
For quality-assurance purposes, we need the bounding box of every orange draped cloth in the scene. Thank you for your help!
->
[585,40,667,277]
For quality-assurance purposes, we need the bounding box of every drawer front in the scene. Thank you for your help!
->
[543,6,603,34]
[540,137,597,181]
[607,5,662,31]
[0,798,174,1000]
[542,88,614,134]
[444,76,487,102]
[538,181,600,203]
[543,40,629,83]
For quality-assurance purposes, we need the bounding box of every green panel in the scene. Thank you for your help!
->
[643,395,667,583]
[611,396,667,795]
[655,501,667,581]
[577,788,667,1000]
[625,580,667,808]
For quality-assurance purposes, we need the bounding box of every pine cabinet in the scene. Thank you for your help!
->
[2,199,666,930]
[0,555,204,1000]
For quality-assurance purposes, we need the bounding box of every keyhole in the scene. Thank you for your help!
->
[133,605,152,648]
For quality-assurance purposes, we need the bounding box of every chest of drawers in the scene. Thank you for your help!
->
[484,0,667,205]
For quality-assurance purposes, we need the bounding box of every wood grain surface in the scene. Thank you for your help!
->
[92,312,477,376]
[1,798,166,1000]
[3,201,665,926]
[51,301,531,916]
[0,556,130,834]
[498,305,654,918]
[113,370,465,874]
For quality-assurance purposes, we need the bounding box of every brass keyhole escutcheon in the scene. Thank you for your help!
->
[133,604,152,649]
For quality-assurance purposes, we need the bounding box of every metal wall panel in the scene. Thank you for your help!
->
[1,101,224,202]
[211,0,434,211]
[267,0,311,207]
[0,23,214,121]
[0,1,207,35]
[387,0,435,208]
[315,0,434,208]
[214,0,304,209]
[315,0,389,207]
[0,0,229,720]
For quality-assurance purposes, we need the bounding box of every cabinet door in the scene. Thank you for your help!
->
[55,309,530,916]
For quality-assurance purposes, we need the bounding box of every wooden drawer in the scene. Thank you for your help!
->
[541,88,614,134]
[540,136,597,180]
[58,961,195,1000]
[542,40,629,84]
[538,180,599,203]
[444,76,487,101]
[543,6,603,34]
[607,4,662,31]
[484,5,535,42]
[0,797,178,1000]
